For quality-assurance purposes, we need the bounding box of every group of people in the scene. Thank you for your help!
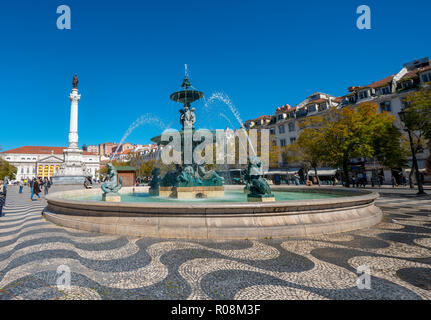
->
[18,177,51,201]
[0,180,6,217]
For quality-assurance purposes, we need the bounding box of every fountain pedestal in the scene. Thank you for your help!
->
[102,193,121,202]
[247,195,276,202]
[159,186,224,199]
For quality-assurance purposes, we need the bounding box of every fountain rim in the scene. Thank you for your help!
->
[45,186,379,212]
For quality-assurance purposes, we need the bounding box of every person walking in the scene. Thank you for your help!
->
[293,173,300,186]
[33,179,41,200]
[3,179,8,195]
[391,175,397,188]
[43,178,50,196]
[30,178,41,201]
[19,179,24,193]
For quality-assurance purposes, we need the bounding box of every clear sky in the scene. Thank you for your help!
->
[0,0,430,151]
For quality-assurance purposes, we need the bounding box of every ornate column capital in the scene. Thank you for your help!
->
[69,89,81,103]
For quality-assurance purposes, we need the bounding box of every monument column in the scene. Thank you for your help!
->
[68,74,81,149]
[52,74,87,185]
[68,87,81,149]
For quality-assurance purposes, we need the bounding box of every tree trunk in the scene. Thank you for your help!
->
[409,167,415,189]
[342,159,350,188]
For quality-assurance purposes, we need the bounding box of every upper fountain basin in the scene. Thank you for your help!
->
[170,90,204,104]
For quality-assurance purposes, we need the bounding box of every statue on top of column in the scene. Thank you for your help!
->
[72,74,79,89]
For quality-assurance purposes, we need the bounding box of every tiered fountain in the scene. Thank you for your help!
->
[150,74,225,199]
[44,71,383,240]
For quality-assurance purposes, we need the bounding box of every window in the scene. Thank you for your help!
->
[296,109,307,118]
[6,157,10,160]
[402,80,414,89]
[358,90,369,100]
[277,114,284,121]
[278,125,285,134]
[381,87,391,95]
[308,105,317,113]
[290,137,296,144]
[319,103,327,111]
[289,111,295,118]
[280,139,286,147]
[269,128,275,135]
[21,168,24,173]
[288,122,295,132]
[380,101,391,112]
[422,73,431,83]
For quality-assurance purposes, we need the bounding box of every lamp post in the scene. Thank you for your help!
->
[398,110,426,195]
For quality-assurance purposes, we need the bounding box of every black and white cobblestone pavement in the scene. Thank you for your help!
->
[0,185,430,300]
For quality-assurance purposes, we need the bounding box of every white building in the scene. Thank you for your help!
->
[244,57,431,183]
[0,146,99,181]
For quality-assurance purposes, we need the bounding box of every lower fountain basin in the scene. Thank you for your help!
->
[44,185,382,240]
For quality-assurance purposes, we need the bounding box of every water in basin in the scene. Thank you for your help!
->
[65,189,344,203]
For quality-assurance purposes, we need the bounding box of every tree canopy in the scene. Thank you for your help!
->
[289,102,404,186]
[0,159,17,180]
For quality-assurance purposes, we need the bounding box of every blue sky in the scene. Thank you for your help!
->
[0,0,430,151]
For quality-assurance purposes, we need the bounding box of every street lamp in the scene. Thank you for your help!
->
[398,110,426,195]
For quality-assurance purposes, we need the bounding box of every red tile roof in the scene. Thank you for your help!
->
[367,75,395,88]
[254,115,272,121]
[1,146,96,155]
[307,98,327,105]
[418,65,431,73]
[400,70,419,80]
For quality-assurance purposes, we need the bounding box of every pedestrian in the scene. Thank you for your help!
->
[2,179,8,195]
[44,178,50,196]
[30,178,41,201]
[351,176,357,188]
[293,173,300,186]
[391,175,397,188]
[19,179,24,193]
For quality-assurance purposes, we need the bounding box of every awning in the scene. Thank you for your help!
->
[404,168,427,173]
[308,169,337,176]
[264,171,288,175]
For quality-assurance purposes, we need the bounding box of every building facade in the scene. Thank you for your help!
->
[244,57,431,183]
[0,146,100,181]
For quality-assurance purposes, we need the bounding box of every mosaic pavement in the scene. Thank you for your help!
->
[0,185,430,300]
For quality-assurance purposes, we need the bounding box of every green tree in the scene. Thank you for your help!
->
[402,86,431,189]
[0,159,17,180]
[140,159,156,178]
[294,102,404,187]
[405,85,431,140]
[285,120,328,185]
